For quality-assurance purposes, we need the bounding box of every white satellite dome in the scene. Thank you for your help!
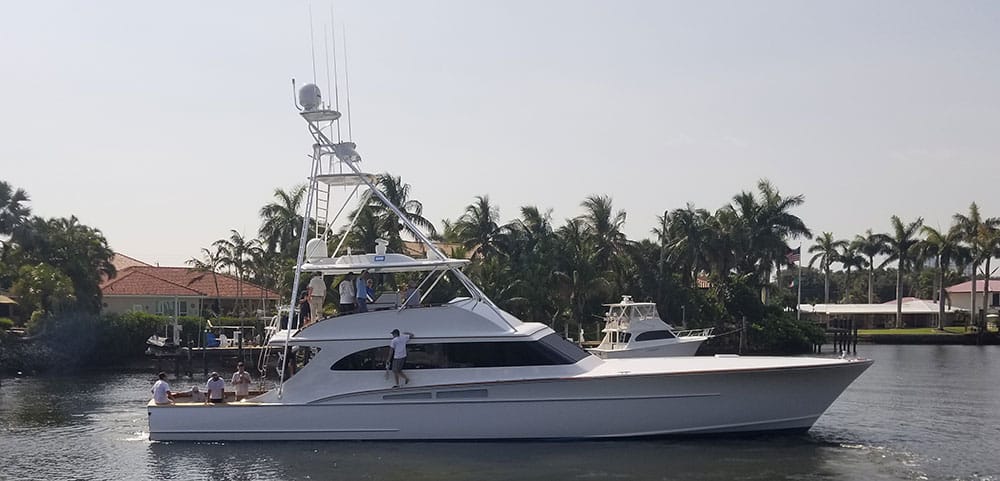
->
[298,84,322,111]
[305,237,329,262]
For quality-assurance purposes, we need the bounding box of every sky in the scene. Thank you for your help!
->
[2,1,999,266]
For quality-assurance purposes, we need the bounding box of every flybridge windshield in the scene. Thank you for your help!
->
[331,334,590,371]
[609,305,658,319]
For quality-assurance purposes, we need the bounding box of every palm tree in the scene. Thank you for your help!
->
[808,232,847,304]
[213,230,261,315]
[976,225,1000,328]
[838,243,865,303]
[577,195,632,295]
[431,218,462,243]
[953,203,998,330]
[0,181,31,237]
[852,229,889,304]
[501,206,558,323]
[655,203,711,288]
[186,246,225,316]
[752,180,812,285]
[882,216,924,328]
[553,218,613,340]
[579,195,630,269]
[0,181,31,261]
[455,195,505,259]
[364,174,437,253]
[716,180,810,297]
[921,224,969,329]
[258,185,306,257]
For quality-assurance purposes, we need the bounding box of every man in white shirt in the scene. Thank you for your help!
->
[339,272,356,315]
[231,361,253,400]
[307,274,327,324]
[205,372,226,404]
[387,329,413,388]
[151,372,173,404]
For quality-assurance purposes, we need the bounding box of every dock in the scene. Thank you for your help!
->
[150,345,270,378]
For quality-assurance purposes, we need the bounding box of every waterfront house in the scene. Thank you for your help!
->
[0,293,16,319]
[945,279,1000,315]
[99,254,280,317]
[799,297,961,329]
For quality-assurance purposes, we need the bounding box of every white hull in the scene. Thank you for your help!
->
[589,337,708,358]
[148,358,870,441]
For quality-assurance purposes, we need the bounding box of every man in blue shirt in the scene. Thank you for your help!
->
[356,270,371,313]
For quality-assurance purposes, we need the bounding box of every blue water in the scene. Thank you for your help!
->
[2,344,998,481]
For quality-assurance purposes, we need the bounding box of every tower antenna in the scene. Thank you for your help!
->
[330,6,342,142]
[323,28,333,137]
[308,5,317,84]
[342,24,353,141]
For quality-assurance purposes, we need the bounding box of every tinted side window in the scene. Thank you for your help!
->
[537,333,590,363]
[331,334,589,371]
[634,330,675,341]
[332,346,390,370]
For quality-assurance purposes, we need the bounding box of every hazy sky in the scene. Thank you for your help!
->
[2,1,999,266]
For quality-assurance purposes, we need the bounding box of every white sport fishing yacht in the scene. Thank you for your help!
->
[147,84,871,441]
[589,296,714,358]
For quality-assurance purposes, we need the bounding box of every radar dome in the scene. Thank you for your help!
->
[305,237,329,262]
[299,84,322,111]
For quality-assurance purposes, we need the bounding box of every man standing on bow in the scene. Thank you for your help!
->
[387,329,413,388]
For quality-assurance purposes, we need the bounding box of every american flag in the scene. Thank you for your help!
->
[785,246,801,263]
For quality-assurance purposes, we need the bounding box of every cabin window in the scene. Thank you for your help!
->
[992,293,999,307]
[634,330,675,341]
[607,332,631,344]
[331,334,589,371]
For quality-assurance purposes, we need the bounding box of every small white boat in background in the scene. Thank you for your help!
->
[589,296,714,358]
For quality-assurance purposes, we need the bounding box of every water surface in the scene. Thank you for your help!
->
[2,344,998,480]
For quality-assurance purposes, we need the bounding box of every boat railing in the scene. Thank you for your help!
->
[674,327,715,338]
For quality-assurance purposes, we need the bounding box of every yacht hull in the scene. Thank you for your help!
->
[148,359,870,441]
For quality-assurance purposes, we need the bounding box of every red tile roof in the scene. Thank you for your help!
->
[101,262,280,300]
[946,280,1000,294]
[102,270,205,297]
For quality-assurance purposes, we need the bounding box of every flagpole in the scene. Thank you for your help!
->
[797,244,803,320]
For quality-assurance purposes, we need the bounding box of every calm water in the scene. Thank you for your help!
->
[2,345,999,481]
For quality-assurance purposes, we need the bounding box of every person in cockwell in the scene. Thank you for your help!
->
[151,372,173,404]
[205,371,226,404]
[231,361,253,401]
[307,274,327,324]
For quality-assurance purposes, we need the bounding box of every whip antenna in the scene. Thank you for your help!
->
[309,5,317,84]
[343,24,353,141]
[330,6,342,142]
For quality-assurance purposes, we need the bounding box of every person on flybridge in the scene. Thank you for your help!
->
[307,274,327,324]
[339,272,356,315]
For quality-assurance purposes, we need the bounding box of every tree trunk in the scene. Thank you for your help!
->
[970,267,977,331]
[868,260,874,304]
[824,266,830,304]
[896,265,903,329]
[937,258,945,330]
[844,267,851,303]
[981,258,992,333]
